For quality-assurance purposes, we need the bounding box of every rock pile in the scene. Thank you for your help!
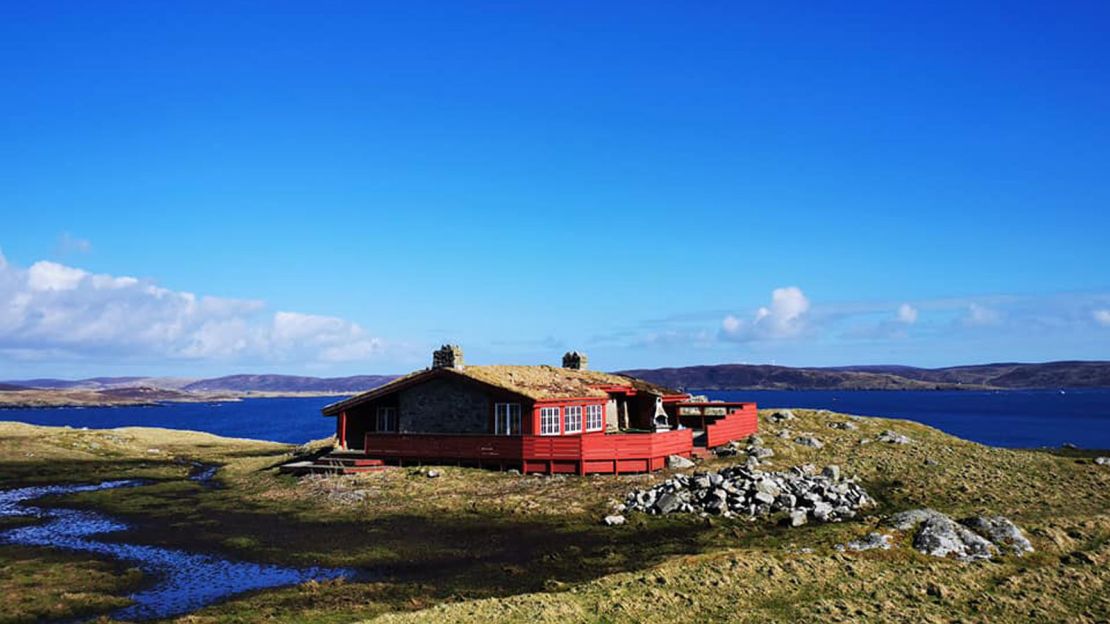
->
[887,508,1032,561]
[622,464,873,525]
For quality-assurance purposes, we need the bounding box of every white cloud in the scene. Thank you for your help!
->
[1094,309,1110,327]
[27,261,88,291]
[0,253,385,364]
[896,303,918,324]
[721,286,811,341]
[964,303,1001,326]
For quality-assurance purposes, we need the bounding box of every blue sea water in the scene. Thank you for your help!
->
[704,389,1110,449]
[1,390,1109,449]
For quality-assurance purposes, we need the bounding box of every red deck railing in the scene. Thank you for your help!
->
[363,428,695,474]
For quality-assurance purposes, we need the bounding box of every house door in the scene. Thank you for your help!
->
[494,403,521,435]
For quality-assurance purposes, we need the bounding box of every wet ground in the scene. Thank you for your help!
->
[0,475,355,621]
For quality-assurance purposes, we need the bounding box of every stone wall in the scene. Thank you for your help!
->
[398,377,489,434]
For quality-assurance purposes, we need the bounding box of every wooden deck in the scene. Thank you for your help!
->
[359,427,695,474]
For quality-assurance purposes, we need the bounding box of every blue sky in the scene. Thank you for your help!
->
[2,1,1108,378]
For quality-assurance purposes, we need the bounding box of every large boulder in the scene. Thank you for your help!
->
[888,508,1031,561]
[962,515,1034,556]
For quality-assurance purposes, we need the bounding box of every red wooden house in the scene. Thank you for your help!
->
[318,346,757,475]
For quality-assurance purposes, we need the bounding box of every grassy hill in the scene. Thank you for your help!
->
[1,410,1108,623]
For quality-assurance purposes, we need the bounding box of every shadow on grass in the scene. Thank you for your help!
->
[0,459,182,488]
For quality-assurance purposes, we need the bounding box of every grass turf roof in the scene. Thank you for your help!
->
[322,365,683,415]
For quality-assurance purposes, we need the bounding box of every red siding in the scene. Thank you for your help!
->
[704,404,758,448]
[363,427,694,474]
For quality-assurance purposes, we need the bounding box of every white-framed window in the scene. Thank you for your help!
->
[540,406,561,435]
[564,405,582,434]
[586,404,604,431]
[494,403,522,435]
[376,406,397,432]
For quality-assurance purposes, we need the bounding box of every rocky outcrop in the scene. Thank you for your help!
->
[887,508,1032,561]
[961,515,1034,555]
[623,465,872,523]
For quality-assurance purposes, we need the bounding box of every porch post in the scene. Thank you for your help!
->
[339,410,348,449]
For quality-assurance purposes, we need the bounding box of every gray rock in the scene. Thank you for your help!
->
[793,436,824,449]
[748,446,775,459]
[753,491,776,505]
[877,430,912,445]
[667,454,696,470]
[915,515,996,561]
[788,509,808,527]
[770,410,796,422]
[821,465,841,481]
[745,456,761,470]
[425,469,440,478]
[603,514,626,526]
[962,515,1033,556]
[811,501,834,522]
[1095,457,1110,466]
[829,421,858,430]
[888,508,997,561]
[655,492,682,514]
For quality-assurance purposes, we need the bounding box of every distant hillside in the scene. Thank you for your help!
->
[618,365,966,391]
[0,383,29,392]
[827,361,1110,389]
[181,374,397,393]
[620,361,1110,391]
[4,377,196,390]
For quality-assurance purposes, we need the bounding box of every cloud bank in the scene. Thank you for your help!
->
[0,251,383,365]
[721,286,811,341]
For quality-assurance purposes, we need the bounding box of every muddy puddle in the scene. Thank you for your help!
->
[0,477,355,621]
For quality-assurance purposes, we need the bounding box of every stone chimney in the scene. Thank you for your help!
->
[432,344,464,370]
[562,351,588,370]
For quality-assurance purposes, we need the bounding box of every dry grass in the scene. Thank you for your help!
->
[2,411,1110,623]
